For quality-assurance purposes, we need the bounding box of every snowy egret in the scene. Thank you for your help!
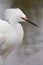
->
[0,8,38,63]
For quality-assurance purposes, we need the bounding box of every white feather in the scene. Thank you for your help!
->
[0,8,26,63]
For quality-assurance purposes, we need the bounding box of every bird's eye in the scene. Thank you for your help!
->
[21,17,27,21]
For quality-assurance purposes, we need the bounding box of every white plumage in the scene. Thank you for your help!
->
[0,8,26,63]
[0,8,38,64]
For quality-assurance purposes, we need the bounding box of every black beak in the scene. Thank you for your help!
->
[21,17,39,27]
[26,20,39,27]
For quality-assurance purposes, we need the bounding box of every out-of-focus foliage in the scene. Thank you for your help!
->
[10,0,43,19]
[11,0,43,9]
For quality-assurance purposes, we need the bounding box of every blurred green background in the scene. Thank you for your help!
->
[10,0,43,19]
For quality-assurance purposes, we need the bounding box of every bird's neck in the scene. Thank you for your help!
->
[8,20,24,35]
[9,20,23,32]
[9,21,24,43]
[11,22,23,31]
[11,23,24,43]
[9,19,18,26]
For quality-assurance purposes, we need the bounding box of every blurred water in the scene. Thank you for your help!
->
[0,0,43,65]
[0,0,10,19]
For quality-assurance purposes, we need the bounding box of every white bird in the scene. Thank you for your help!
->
[0,8,38,63]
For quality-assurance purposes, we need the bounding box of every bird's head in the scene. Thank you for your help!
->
[5,8,38,27]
